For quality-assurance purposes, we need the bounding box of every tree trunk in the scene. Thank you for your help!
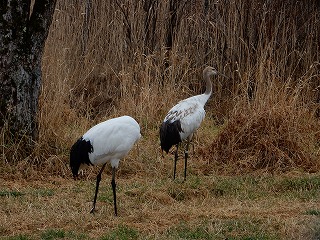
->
[0,0,57,141]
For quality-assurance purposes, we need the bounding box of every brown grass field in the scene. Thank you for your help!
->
[1,0,320,239]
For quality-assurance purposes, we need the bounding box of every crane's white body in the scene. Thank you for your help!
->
[70,115,141,215]
[163,93,210,141]
[83,116,141,168]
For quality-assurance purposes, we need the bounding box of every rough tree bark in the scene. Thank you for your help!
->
[0,0,57,141]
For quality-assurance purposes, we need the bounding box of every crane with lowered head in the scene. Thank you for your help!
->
[70,115,141,216]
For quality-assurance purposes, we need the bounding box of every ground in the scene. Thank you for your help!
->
[1,170,320,240]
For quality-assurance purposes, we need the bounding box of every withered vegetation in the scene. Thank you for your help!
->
[202,102,320,174]
[1,0,320,239]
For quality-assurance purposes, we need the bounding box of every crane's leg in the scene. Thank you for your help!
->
[90,163,107,213]
[173,144,179,180]
[111,167,118,216]
[184,136,192,181]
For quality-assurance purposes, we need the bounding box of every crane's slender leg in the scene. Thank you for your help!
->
[90,163,107,213]
[184,135,192,181]
[111,167,117,216]
[173,144,179,180]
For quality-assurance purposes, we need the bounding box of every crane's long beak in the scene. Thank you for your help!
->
[218,72,229,79]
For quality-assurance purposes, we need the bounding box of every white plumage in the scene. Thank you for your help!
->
[70,115,141,216]
[160,66,224,180]
[163,95,208,141]
[83,116,141,168]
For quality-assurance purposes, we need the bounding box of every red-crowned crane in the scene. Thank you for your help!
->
[70,115,141,216]
[160,66,225,180]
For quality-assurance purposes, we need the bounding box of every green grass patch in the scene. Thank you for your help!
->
[212,176,270,200]
[187,175,202,189]
[167,222,213,239]
[33,188,54,197]
[274,176,320,192]
[4,235,30,240]
[97,194,113,203]
[41,229,65,240]
[273,175,320,200]
[3,231,89,240]
[305,209,320,216]
[40,229,88,240]
[209,175,320,201]
[0,190,25,197]
[165,219,279,240]
[100,225,139,240]
[221,219,279,240]
[97,189,113,203]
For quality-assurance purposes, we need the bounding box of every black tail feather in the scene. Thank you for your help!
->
[160,120,182,153]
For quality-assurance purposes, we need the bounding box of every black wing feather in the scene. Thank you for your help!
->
[160,120,182,153]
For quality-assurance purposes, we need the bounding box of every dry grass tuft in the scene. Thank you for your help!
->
[200,98,320,174]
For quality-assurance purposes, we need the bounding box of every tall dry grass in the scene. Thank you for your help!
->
[1,0,319,176]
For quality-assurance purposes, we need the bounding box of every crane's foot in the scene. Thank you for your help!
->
[90,207,96,214]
